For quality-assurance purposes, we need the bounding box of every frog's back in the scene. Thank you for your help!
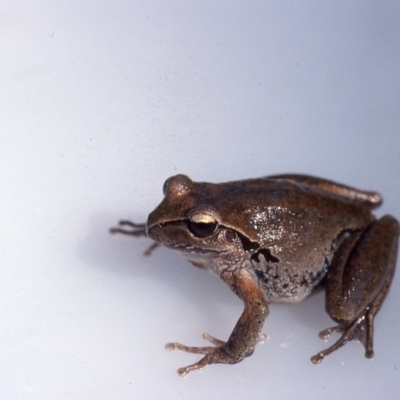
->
[206,176,376,244]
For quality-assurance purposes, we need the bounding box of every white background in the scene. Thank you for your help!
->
[1,1,400,399]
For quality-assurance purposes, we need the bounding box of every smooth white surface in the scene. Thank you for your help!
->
[1,1,400,399]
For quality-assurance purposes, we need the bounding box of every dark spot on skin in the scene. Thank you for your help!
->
[251,248,280,263]
[235,231,280,263]
[254,269,267,282]
[236,232,259,252]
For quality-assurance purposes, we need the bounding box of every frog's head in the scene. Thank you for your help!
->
[146,174,245,257]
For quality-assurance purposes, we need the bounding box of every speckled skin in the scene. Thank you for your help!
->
[111,174,399,376]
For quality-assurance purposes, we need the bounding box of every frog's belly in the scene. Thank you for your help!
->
[252,260,329,303]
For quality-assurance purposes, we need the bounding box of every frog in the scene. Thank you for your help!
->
[110,173,399,376]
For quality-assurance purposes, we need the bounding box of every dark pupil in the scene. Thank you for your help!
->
[188,221,218,237]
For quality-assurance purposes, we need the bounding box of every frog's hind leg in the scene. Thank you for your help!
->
[311,215,399,364]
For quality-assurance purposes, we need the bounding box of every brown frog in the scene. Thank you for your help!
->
[110,174,398,376]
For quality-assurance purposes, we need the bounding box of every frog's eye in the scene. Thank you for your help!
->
[188,213,219,238]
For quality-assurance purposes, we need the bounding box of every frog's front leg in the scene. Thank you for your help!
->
[166,268,269,376]
[311,215,399,364]
[110,220,147,236]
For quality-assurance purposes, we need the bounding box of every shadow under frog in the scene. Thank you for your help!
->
[110,173,399,376]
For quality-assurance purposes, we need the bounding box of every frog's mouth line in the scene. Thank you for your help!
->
[166,243,223,254]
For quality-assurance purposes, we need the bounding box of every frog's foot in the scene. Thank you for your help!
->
[166,332,268,376]
[310,311,373,364]
[109,220,160,255]
[165,340,233,377]
[109,220,147,236]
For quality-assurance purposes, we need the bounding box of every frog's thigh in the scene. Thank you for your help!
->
[325,215,399,323]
